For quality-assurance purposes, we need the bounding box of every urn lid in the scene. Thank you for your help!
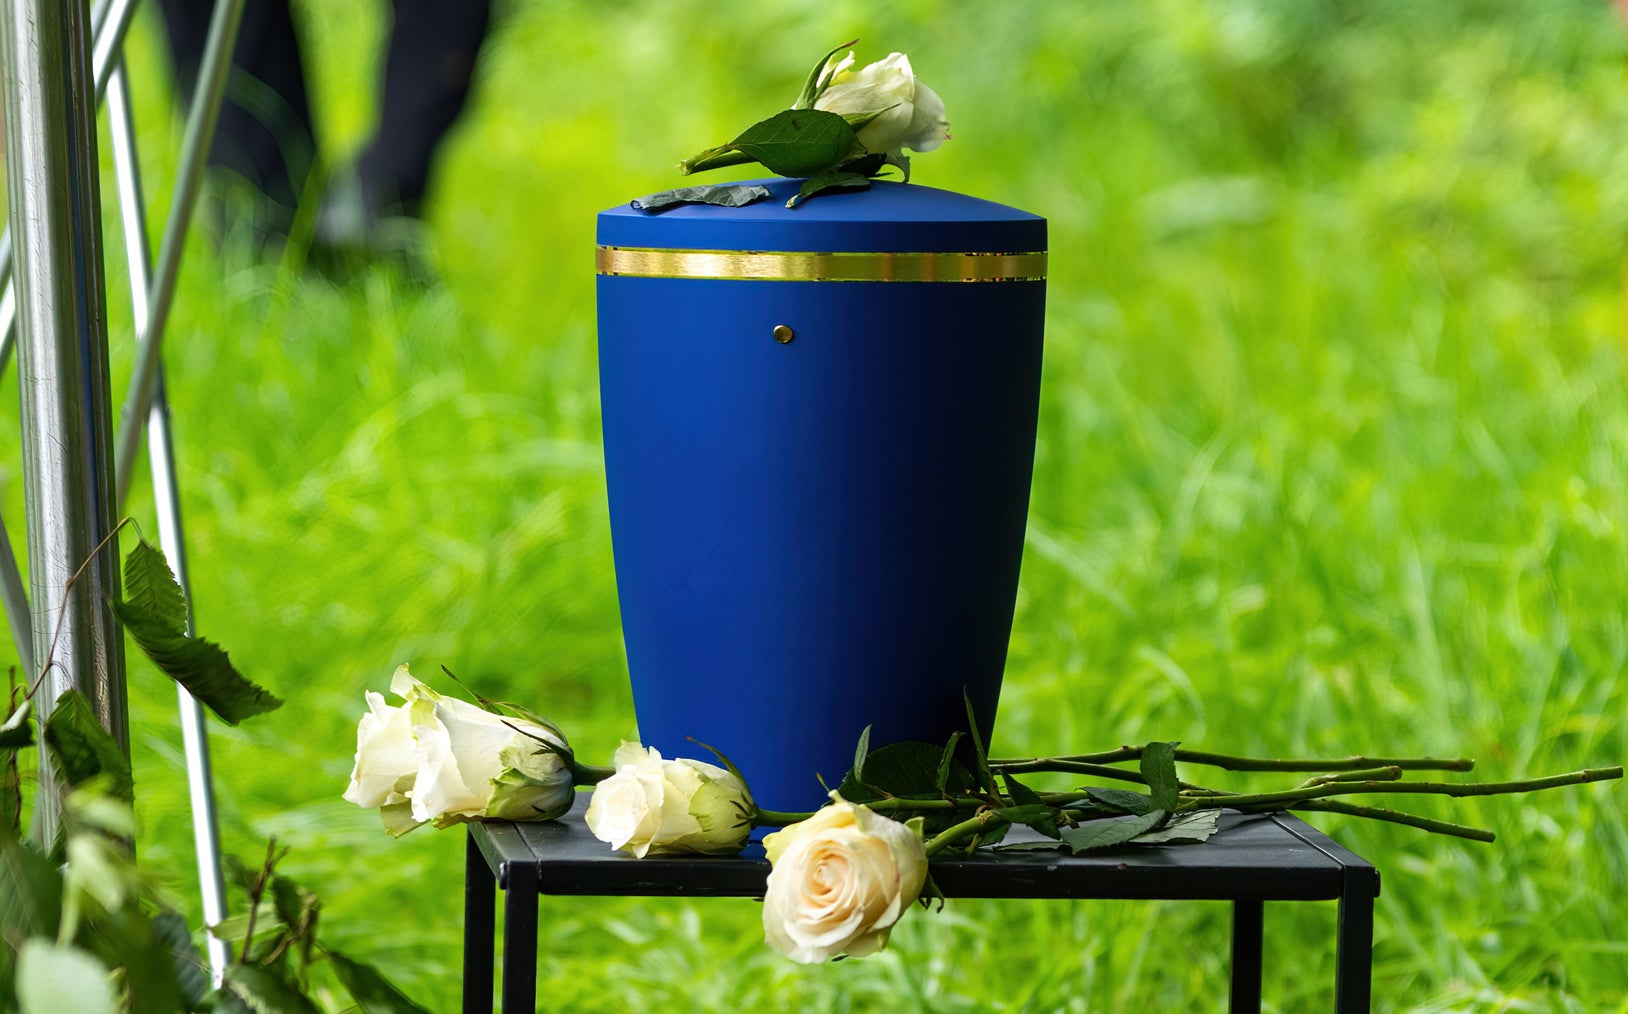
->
[597,178,1046,255]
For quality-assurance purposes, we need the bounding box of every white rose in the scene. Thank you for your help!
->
[584,743,754,857]
[813,51,950,158]
[343,665,576,832]
[341,689,418,809]
[761,794,929,964]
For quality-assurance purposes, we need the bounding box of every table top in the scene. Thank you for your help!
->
[471,808,1379,903]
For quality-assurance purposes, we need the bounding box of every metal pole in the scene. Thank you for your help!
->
[0,0,142,379]
[1,0,128,847]
[0,0,141,679]
[107,58,232,982]
[114,0,245,507]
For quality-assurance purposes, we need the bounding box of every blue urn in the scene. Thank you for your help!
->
[597,178,1046,810]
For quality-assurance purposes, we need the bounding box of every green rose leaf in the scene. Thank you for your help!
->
[1140,741,1181,812]
[328,950,433,1014]
[1057,810,1168,853]
[44,690,133,803]
[727,108,865,178]
[989,804,1054,825]
[785,171,873,209]
[630,184,772,212]
[838,740,978,803]
[1085,786,1159,816]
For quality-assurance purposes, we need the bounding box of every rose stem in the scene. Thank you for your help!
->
[991,749,1476,773]
[571,763,616,786]
[924,811,1011,857]
[1179,767,1623,811]
[1288,799,1496,842]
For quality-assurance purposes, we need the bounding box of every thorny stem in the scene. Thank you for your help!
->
[1179,768,1623,811]
[1288,800,1496,842]
[991,747,1476,773]
[924,811,1010,856]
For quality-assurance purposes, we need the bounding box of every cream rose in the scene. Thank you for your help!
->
[760,794,928,963]
[813,51,950,158]
[343,665,576,833]
[584,743,754,857]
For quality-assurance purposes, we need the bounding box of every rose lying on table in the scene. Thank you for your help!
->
[341,665,1622,964]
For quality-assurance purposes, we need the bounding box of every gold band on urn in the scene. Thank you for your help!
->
[596,246,1047,283]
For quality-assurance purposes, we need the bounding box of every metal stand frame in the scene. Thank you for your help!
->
[1,0,244,982]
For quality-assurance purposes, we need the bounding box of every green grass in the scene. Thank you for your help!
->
[4,0,1627,1009]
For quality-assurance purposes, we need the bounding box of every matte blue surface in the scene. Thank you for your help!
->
[597,183,1046,810]
[600,178,1046,253]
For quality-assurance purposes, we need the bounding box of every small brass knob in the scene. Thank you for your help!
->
[772,324,794,344]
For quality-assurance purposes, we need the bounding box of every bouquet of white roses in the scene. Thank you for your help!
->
[344,665,1622,965]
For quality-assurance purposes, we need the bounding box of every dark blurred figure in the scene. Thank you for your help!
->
[157,0,491,254]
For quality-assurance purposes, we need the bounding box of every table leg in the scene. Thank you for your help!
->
[500,861,539,1014]
[1229,899,1263,1014]
[463,830,495,1014]
[1335,871,1376,1013]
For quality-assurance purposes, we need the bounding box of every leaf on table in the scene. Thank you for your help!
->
[1057,810,1168,853]
[989,804,1055,825]
[1131,808,1220,846]
[327,949,433,1014]
[630,184,772,211]
[44,690,133,802]
[111,603,281,725]
[1140,741,1181,812]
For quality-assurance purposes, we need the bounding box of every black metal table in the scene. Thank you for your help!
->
[463,809,1379,1013]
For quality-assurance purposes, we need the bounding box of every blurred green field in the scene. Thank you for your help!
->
[4,0,1627,1009]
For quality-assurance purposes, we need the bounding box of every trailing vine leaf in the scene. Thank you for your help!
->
[112,604,281,725]
[726,108,865,177]
[0,837,63,941]
[44,690,133,802]
[222,963,321,1014]
[1085,786,1159,816]
[121,540,188,635]
[1057,810,1168,853]
[151,909,213,1011]
[1131,809,1220,846]
[0,698,32,748]
[327,949,433,1014]
[630,184,772,211]
[1141,741,1181,812]
[785,171,872,208]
